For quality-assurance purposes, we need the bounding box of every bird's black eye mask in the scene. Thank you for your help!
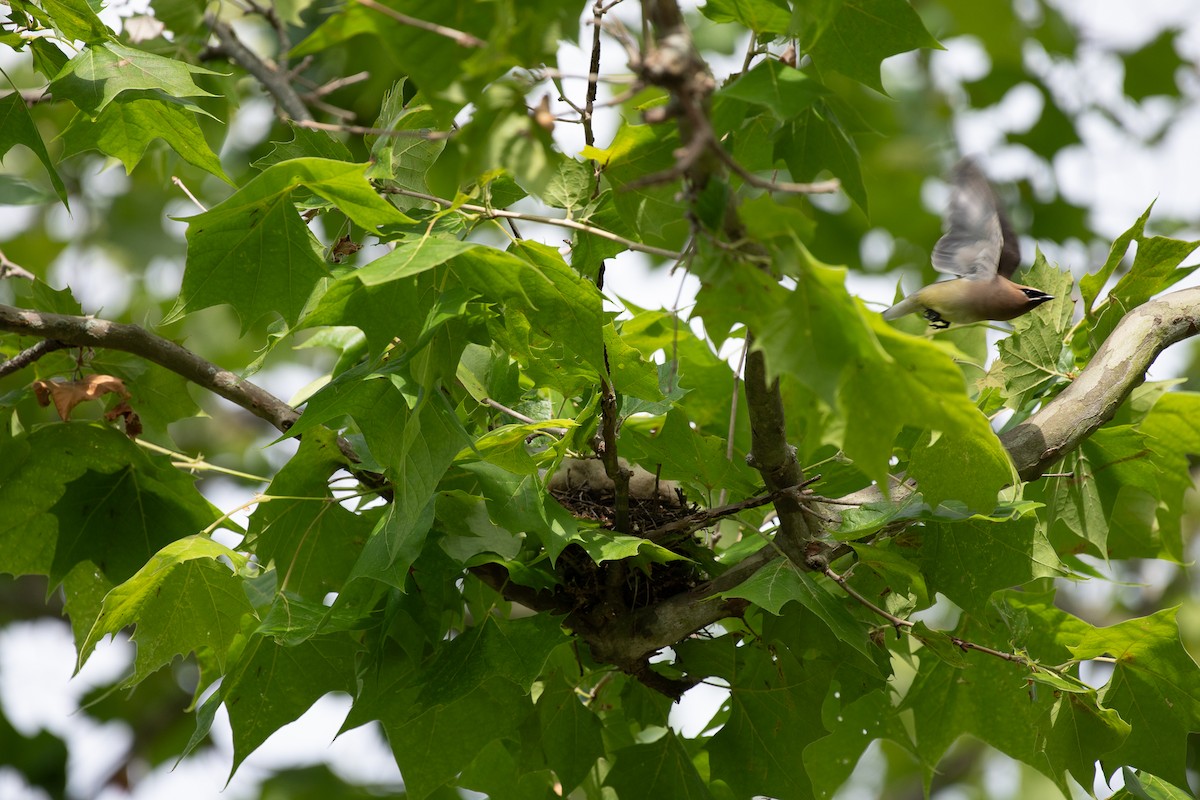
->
[1022,288,1052,300]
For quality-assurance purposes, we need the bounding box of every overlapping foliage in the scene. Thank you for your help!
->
[0,1,1198,798]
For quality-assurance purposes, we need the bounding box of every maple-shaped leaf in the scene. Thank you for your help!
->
[978,253,1075,410]
[344,653,538,800]
[79,536,252,686]
[581,123,690,250]
[49,463,218,586]
[918,514,1066,616]
[721,558,878,670]
[170,158,416,330]
[1071,608,1200,789]
[708,646,833,799]
[0,92,68,204]
[534,674,606,793]
[807,0,942,93]
[727,239,1014,508]
[247,428,371,600]
[59,92,231,183]
[607,732,714,800]
[195,633,361,777]
[1139,391,1200,561]
[905,592,1130,794]
[50,42,221,118]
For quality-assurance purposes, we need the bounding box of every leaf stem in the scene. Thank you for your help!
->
[381,186,684,260]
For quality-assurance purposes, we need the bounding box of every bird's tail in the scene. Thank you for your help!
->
[882,294,921,320]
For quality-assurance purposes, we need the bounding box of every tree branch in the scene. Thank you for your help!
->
[206,19,313,122]
[743,342,824,567]
[0,339,71,378]
[0,304,301,433]
[1001,286,1200,480]
[353,0,485,48]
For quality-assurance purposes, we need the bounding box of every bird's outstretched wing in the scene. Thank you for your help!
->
[931,159,1020,279]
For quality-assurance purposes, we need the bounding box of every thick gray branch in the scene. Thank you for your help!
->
[1002,286,1200,479]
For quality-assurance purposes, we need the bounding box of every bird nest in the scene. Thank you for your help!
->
[547,458,710,617]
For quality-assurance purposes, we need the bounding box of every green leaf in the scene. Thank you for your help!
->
[59,92,231,182]
[607,732,713,800]
[807,0,942,92]
[175,181,328,330]
[1070,608,1200,789]
[541,158,594,213]
[220,634,360,775]
[1116,769,1196,800]
[722,558,878,668]
[535,674,605,793]
[459,739,555,800]
[582,123,691,250]
[79,536,251,686]
[0,174,57,205]
[383,677,533,800]
[0,92,69,204]
[744,244,1013,506]
[919,515,1066,616]
[709,647,831,799]
[775,100,867,210]
[413,614,566,709]
[173,158,415,329]
[977,254,1075,410]
[461,241,606,374]
[252,125,354,170]
[50,42,221,118]
[294,386,465,587]
[802,686,910,799]
[905,594,1130,794]
[700,0,791,34]
[41,0,111,42]
[1139,392,1200,561]
[303,237,475,355]
[1077,207,1199,353]
[620,409,753,494]
[718,59,827,119]
[1079,203,1152,315]
[365,84,446,195]
[248,428,371,600]
[48,462,219,586]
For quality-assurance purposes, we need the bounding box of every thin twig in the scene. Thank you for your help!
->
[304,71,371,98]
[381,187,685,260]
[296,119,453,140]
[481,398,567,437]
[714,141,842,194]
[0,249,36,281]
[0,339,71,378]
[207,19,312,122]
[136,440,270,483]
[354,0,485,48]
[644,479,818,542]
[171,176,208,212]
[584,0,606,148]
[716,340,747,508]
[824,565,1046,666]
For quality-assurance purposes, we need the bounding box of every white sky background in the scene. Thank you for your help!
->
[4,0,1200,798]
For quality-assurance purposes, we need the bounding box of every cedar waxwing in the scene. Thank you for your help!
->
[882,159,1053,329]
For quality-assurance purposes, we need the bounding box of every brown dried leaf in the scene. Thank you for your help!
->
[331,234,361,263]
[31,375,132,421]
